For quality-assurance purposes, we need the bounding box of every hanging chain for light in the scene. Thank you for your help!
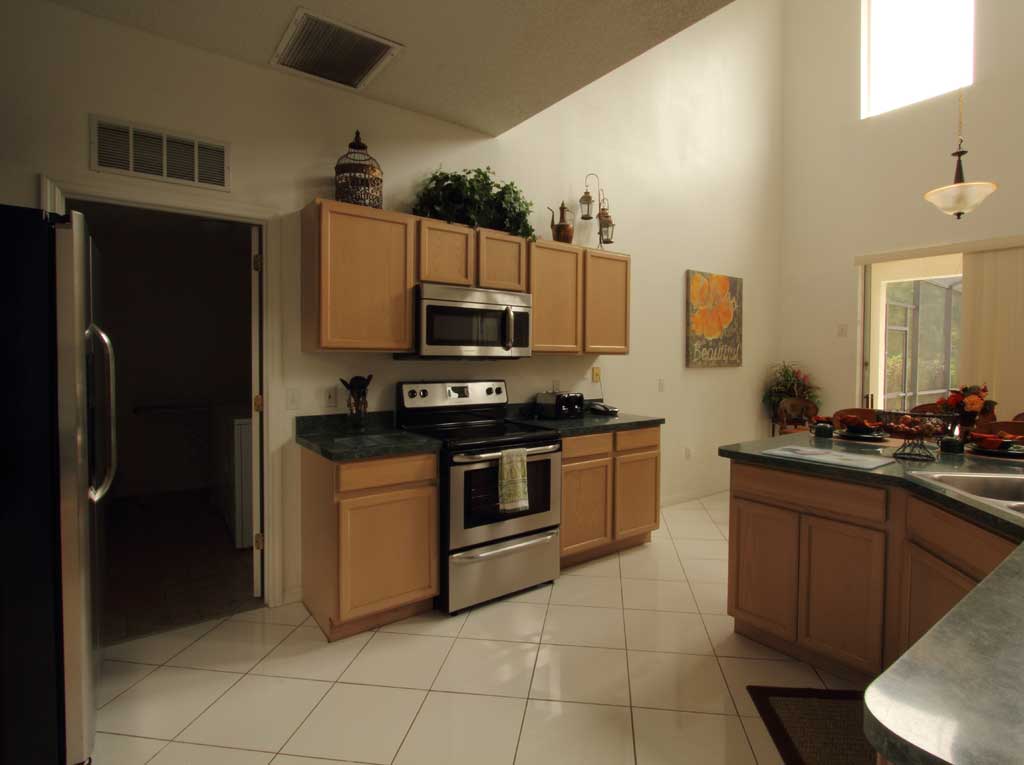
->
[957,90,965,150]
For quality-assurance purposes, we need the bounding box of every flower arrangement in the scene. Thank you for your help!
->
[936,384,996,416]
[762,362,821,415]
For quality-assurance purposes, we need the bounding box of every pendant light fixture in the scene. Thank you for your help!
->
[924,91,997,219]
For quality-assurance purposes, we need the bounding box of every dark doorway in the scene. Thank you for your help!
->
[69,199,262,644]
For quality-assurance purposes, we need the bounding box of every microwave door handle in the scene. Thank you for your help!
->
[503,305,514,351]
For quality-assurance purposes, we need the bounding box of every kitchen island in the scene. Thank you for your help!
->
[719,433,1024,765]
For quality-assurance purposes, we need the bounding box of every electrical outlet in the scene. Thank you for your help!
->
[286,388,300,410]
[657,378,665,393]
[591,366,602,383]
[325,386,338,408]
[684,447,692,460]
[837,323,849,338]
[552,380,561,392]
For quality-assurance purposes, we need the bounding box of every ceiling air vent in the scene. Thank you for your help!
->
[271,8,402,91]
[90,115,231,192]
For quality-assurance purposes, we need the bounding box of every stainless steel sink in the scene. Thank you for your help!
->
[911,472,1024,512]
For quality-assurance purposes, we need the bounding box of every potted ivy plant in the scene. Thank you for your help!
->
[412,167,535,239]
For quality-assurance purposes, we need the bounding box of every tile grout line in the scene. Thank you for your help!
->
[387,629,462,764]
[512,597,551,764]
[617,551,640,765]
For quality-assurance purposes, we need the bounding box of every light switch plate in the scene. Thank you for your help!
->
[591,366,602,383]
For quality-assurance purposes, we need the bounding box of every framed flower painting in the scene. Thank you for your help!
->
[685,270,742,367]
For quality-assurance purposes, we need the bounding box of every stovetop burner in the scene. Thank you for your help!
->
[395,380,558,451]
[404,420,555,450]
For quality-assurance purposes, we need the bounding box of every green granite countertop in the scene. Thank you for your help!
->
[296,411,666,462]
[508,412,666,436]
[719,433,1024,540]
[295,413,441,462]
[720,432,1024,765]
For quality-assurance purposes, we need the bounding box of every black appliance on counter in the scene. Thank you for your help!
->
[535,391,584,419]
[396,380,561,613]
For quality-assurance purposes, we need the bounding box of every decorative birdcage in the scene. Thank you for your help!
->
[335,130,383,208]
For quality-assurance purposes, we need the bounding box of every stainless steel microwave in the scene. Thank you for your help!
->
[418,283,532,358]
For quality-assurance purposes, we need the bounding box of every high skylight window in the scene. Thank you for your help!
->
[861,0,975,119]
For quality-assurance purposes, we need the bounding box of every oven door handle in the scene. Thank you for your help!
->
[503,305,514,351]
[452,532,558,562]
[451,443,560,463]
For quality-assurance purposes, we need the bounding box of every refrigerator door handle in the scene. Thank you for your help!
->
[86,323,117,503]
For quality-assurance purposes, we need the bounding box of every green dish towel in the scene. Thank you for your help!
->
[498,448,530,513]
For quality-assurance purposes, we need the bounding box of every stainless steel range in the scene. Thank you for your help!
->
[396,380,561,613]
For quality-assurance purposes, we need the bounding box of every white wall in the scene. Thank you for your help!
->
[780,0,1024,412]
[1,0,784,602]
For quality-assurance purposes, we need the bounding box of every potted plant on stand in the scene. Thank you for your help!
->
[763,362,821,435]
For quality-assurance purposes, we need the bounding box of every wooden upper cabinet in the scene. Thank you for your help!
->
[338,484,439,623]
[730,498,800,641]
[584,249,630,354]
[418,218,476,286]
[899,542,975,653]
[797,515,886,674]
[478,228,528,292]
[530,240,583,353]
[301,200,416,351]
[561,456,614,556]
[614,449,660,539]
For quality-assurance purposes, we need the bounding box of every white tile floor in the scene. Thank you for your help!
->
[92,492,868,765]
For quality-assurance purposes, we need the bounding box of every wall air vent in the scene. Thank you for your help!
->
[271,8,402,91]
[90,115,231,192]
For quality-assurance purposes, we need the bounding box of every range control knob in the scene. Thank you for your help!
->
[419,389,429,398]
[486,387,494,395]
[495,386,503,395]
[407,389,417,398]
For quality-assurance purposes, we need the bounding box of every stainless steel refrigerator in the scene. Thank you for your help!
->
[1,204,114,765]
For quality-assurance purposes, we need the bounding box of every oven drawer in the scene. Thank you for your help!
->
[448,529,560,612]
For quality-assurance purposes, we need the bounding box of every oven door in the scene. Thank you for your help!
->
[449,444,561,550]
[420,298,531,357]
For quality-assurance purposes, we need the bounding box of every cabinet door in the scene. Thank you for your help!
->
[478,228,527,291]
[900,542,975,653]
[338,485,439,622]
[561,457,614,556]
[798,515,886,673]
[530,240,583,353]
[730,498,799,641]
[584,249,630,354]
[419,218,476,286]
[317,201,416,350]
[614,450,660,539]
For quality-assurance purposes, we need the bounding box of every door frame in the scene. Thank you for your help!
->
[40,174,285,606]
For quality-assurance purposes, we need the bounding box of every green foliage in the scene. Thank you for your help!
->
[412,167,535,239]
[763,362,822,414]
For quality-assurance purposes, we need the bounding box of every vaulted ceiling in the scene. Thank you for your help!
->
[50,0,733,135]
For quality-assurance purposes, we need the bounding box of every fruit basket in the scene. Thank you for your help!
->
[877,411,959,462]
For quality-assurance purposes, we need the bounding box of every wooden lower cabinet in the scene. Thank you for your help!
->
[614,450,659,538]
[899,542,975,652]
[798,515,885,674]
[561,457,614,556]
[338,485,439,622]
[730,498,800,641]
[301,448,439,640]
[728,464,1020,677]
[560,427,660,562]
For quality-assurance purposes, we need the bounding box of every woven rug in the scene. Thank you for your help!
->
[746,686,876,765]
